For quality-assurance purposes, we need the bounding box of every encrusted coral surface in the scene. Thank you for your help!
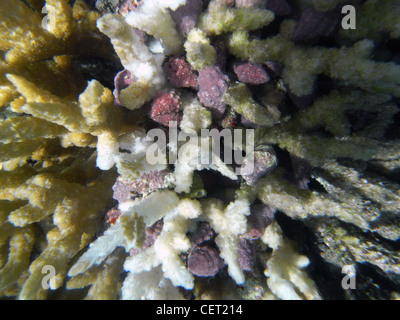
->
[1,0,400,300]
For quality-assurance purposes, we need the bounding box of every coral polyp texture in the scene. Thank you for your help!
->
[1,0,400,300]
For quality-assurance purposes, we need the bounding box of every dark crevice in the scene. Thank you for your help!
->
[307,177,327,193]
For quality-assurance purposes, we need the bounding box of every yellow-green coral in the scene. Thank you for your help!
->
[227,30,400,96]
[66,248,125,300]
[0,0,112,109]
[184,28,217,70]
[224,83,276,127]
[0,0,135,299]
[198,0,275,35]
[339,0,400,40]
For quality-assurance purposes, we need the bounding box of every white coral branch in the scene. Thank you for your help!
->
[202,198,251,284]
[123,198,202,291]
[261,221,321,300]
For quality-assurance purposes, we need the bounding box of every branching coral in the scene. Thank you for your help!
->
[198,0,275,35]
[201,198,251,284]
[125,0,186,55]
[261,220,321,300]
[96,13,165,109]
[2,0,400,300]
[337,0,400,41]
[0,0,135,299]
[227,27,400,97]
[0,0,113,109]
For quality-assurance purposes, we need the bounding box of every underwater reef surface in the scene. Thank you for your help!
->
[0,0,400,300]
